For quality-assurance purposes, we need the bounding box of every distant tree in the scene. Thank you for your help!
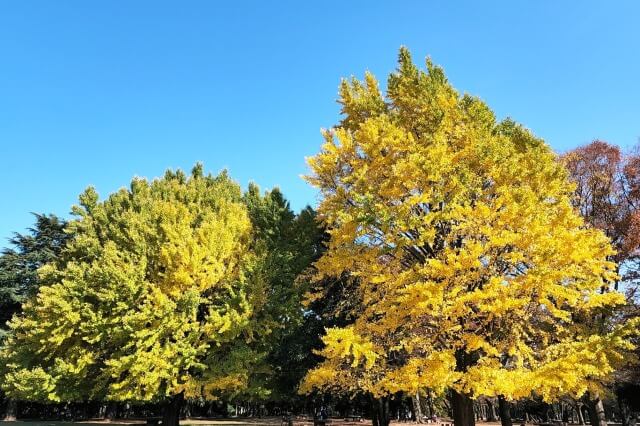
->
[0,166,260,426]
[299,48,638,426]
[0,213,69,420]
[562,140,640,294]
[0,213,69,339]
[562,141,640,426]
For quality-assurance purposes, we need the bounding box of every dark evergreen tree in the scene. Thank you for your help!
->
[240,185,327,401]
[0,213,69,339]
[0,213,69,419]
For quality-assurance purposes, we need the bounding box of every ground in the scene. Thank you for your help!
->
[0,421,615,426]
[4,419,379,426]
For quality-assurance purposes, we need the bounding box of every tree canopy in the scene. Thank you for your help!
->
[0,48,638,426]
[233,184,326,401]
[1,166,255,407]
[562,141,640,426]
[0,214,69,340]
[562,140,640,294]
[300,48,637,426]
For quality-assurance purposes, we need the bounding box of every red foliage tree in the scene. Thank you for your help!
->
[563,141,640,426]
[562,140,640,295]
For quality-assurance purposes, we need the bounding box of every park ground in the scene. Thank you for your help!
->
[0,420,624,426]
[0,419,466,426]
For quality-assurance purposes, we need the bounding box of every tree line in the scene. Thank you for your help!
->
[0,49,638,426]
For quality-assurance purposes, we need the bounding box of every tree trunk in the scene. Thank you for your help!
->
[562,403,570,426]
[370,395,379,426]
[370,395,390,426]
[487,399,498,422]
[451,349,477,426]
[443,397,453,419]
[104,401,118,420]
[372,405,379,426]
[3,399,17,421]
[542,403,550,423]
[498,396,512,426]
[619,396,637,426]
[551,403,560,422]
[575,401,586,426]
[181,400,191,419]
[76,401,89,421]
[413,392,424,423]
[451,389,475,426]
[427,389,435,419]
[162,392,185,426]
[585,393,607,426]
[477,401,484,421]
[378,397,390,426]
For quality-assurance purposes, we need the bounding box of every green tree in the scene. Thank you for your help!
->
[0,214,69,339]
[0,166,258,426]
[241,184,326,403]
[0,213,69,420]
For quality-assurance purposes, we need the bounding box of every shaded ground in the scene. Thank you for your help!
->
[0,422,517,425]
[6,419,333,426]
[0,421,616,426]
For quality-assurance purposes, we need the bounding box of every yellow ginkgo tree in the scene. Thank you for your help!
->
[0,166,256,426]
[300,48,637,426]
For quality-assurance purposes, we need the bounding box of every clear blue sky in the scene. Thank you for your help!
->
[1,1,639,245]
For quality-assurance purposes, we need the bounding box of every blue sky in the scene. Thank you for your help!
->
[1,1,639,245]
